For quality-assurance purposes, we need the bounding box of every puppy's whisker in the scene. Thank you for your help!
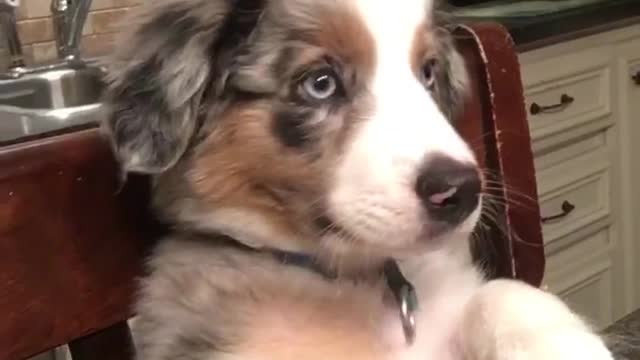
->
[483,182,537,202]
[478,201,542,248]
[480,169,538,204]
[482,193,529,210]
[482,182,538,209]
[464,131,496,147]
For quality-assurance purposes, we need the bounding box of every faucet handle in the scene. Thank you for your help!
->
[51,0,68,13]
[0,0,20,11]
[0,0,25,70]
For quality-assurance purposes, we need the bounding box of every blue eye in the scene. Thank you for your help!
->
[300,69,340,101]
[422,59,437,89]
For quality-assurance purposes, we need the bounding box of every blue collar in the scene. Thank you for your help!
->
[187,231,419,345]
[270,248,418,345]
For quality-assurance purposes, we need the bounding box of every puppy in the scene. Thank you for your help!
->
[103,0,614,359]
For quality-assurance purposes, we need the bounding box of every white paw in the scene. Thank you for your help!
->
[458,279,614,360]
[506,329,613,360]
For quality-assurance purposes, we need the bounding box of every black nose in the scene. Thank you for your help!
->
[415,156,481,225]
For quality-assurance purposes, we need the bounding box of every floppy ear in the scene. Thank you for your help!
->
[432,27,470,122]
[102,0,236,174]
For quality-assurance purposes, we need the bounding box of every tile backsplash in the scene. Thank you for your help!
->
[0,0,140,71]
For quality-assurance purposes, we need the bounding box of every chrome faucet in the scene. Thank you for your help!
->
[0,0,26,74]
[51,0,92,62]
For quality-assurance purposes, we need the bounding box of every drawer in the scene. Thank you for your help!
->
[559,269,612,330]
[535,134,611,244]
[545,228,611,271]
[543,229,614,329]
[524,67,612,140]
[538,169,610,244]
[521,46,613,143]
[533,131,606,171]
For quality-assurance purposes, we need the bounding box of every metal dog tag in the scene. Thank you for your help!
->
[384,260,418,346]
[399,283,417,345]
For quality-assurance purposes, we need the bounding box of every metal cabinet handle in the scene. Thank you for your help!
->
[632,71,640,85]
[541,200,575,223]
[530,94,574,115]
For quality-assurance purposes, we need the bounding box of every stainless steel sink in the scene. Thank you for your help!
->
[0,63,105,142]
[0,103,103,141]
[0,65,104,109]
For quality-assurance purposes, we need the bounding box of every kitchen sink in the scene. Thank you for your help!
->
[0,65,105,109]
[0,63,106,142]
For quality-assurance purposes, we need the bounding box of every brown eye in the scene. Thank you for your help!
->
[300,68,341,101]
[422,59,437,89]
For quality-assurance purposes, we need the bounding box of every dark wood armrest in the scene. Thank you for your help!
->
[455,23,545,286]
[0,131,156,359]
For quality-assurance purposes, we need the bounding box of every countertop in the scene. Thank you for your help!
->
[453,0,640,52]
[604,309,640,360]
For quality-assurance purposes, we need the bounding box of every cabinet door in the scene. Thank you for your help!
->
[520,24,640,328]
[615,34,640,315]
[521,34,619,329]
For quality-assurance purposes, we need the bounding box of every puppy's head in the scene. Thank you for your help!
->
[104,0,481,263]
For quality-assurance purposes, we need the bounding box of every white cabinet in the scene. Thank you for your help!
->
[615,34,640,316]
[519,24,640,329]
